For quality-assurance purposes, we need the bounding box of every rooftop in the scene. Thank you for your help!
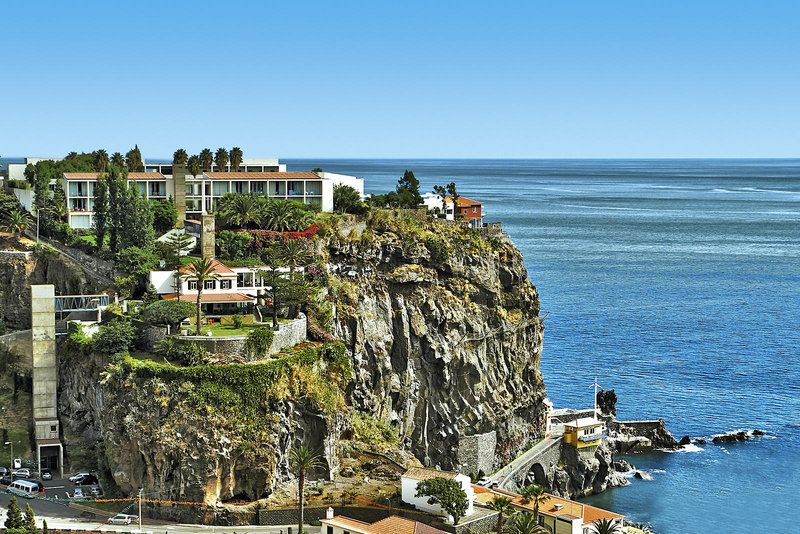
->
[178,258,236,276]
[321,515,448,534]
[63,172,165,181]
[565,417,603,428]
[473,487,623,524]
[444,196,481,207]
[202,171,319,180]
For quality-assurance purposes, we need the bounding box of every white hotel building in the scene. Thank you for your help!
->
[59,158,363,229]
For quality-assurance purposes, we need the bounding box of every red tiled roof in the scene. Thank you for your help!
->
[204,171,319,179]
[475,488,623,524]
[64,172,165,180]
[178,258,236,275]
[444,196,481,207]
[321,515,447,534]
[162,292,254,303]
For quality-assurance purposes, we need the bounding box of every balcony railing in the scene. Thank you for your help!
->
[578,432,606,443]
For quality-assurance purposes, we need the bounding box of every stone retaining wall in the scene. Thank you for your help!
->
[0,329,32,369]
[176,315,307,357]
[458,430,496,476]
[0,250,32,261]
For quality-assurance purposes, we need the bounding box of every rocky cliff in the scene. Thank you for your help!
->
[325,214,546,470]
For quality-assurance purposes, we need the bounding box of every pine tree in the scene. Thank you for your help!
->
[23,503,36,534]
[4,496,23,530]
[42,519,49,534]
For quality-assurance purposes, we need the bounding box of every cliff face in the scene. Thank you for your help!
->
[0,249,101,330]
[326,217,546,470]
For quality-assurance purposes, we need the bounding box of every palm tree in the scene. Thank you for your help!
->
[110,152,125,168]
[590,518,622,534]
[181,257,218,336]
[173,148,188,166]
[48,200,68,223]
[187,155,202,177]
[219,194,257,228]
[289,446,324,534]
[279,239,313,281]
[265,200,296,232]
[230,147,243,171]
[489,496,514,533]
[2,209,33,236]
[199,148,213,172]
[521,484,550,522]
[503,512,549,534]
[94,149,109,171]
[214,148,229,171]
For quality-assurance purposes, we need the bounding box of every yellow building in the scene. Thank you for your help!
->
[563,417,605,449]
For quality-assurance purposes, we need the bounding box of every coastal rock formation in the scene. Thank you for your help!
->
[326,216,546,469]
[536,442,630,499]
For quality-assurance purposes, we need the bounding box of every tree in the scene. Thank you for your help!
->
[110,152,125,168]
[119,185,155,250]
[106,166,127,252]
[173,148,188,166]
[23,503,36,534]
[230,147,243,171]
[489,495,513,533]
[590,518,622,534]
[166,231,193,259]
[2,209,33,236]
[125,144,144,172]
[94,318,136,354]
[42,519,49,534]
[182,257,218,336]
[520,484,549,522]
[503,512,549,534]
[395,169,423,208]
[152,199,178,235]
[199,148,213,171]
[4,496,23,531]
[94,149,109,172]
[217,193,260,229]
[258,248,314,327]
[289,445,324,534]
[414,476,469,525]
[115,246,159,297]
[93,173,109,250]
[187,155,202,177]
[333,184,365,214]
[433,182,459,216]
[214,147,229,171]
[141,299,197,331]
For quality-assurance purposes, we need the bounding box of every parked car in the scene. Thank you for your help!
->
[89,485,103,496]
[109,514,136,525]
[0,467,10,477]
[0,474,12,485]
[72,487,85,499]
[477,476,491,486]
[40,469,52,481]
[12,468,31,480]
[69,471,91,483]
[74,474,99,486]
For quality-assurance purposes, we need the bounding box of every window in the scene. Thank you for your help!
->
[204,280,216,290]
[473,206,478,213]
[220,280,232,289]
[71,198,87,211]
[212,181,229,196]
[234,181,247,194]
[251,181,265,194]
[188,281,198,290]
[50,425,57,432]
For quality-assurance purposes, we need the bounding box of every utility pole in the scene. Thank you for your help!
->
[592,376,602,418]
[138,488,143,532]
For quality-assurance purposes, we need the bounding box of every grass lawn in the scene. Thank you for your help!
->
[197,324,262,337]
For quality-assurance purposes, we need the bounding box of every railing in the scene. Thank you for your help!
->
[54,294,110,313]
[577,432,606,443]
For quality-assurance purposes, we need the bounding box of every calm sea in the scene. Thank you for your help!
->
[286,158,800,534]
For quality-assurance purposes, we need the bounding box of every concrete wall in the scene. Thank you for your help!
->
[201,214,215,259]
[0,329,33,366]
[31,285,57,421]
[176,315,307,357]
[458,431,496,476]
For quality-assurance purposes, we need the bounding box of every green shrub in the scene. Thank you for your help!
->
[6,179,29,190]
[351,412,399,445]
[245,327,275,358]
[158,339,210,366]
[426,236,449,264]
[93,319,136,354]
[231,314,243,329]
[65,322,93,354]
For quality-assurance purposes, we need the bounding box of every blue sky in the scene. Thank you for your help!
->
[2,1,799,158]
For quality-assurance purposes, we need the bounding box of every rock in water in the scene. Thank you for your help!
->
[679,435,692,446]
[753,429,764,436]
[696,439,707,444]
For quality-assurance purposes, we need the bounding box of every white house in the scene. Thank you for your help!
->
[401,467,475,520]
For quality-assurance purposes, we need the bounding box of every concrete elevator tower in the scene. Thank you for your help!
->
[30,285,63,477]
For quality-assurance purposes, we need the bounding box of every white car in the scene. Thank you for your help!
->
[69,471,91,483]
[109,514,137,525]
[477,476,491,486]
[12,468,31,479]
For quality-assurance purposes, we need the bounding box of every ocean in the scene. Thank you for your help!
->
[285,158,800,534]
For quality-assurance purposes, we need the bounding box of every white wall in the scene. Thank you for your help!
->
[11,188,34,211]
[321,171,365,198]
[401,474,474,520]
[150,271,179,294]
